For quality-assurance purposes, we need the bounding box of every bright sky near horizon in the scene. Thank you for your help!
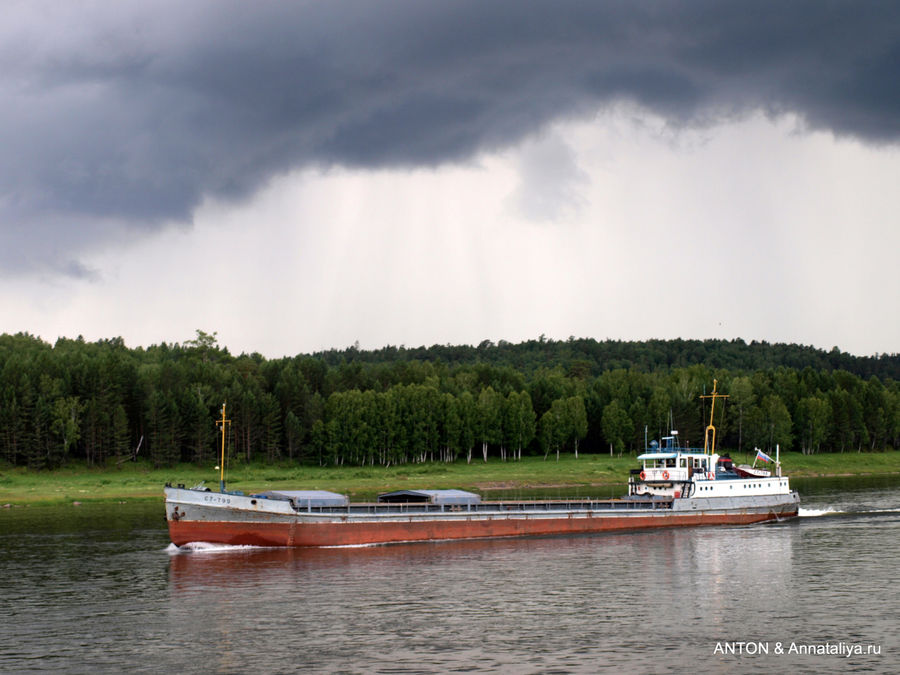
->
[2,2,898,357]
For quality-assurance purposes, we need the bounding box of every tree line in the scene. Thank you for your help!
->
[0,331,897,469]
[314,336,900,381]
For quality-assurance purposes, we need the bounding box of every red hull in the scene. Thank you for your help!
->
[168,510,797,547]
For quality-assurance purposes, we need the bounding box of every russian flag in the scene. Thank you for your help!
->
[756,449,774,463]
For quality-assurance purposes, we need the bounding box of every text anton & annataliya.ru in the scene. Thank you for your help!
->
[714,641,881,657]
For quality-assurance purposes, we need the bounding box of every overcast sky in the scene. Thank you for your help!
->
[2,1,898,357]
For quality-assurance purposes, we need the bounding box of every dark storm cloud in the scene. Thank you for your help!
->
[2,0,898,275]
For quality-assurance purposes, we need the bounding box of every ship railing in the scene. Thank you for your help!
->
[289,498,674,515]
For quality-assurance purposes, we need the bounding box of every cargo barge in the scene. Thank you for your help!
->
[165,381,800,548]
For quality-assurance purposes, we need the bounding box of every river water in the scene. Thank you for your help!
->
[1,475,898,674]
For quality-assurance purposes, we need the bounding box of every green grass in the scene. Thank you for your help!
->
[1,450,899,506]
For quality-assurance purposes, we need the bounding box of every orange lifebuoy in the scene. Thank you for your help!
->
[639,471,646,481]
[662,470,670,480]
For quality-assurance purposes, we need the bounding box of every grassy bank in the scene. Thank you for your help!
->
[2,450,900,506]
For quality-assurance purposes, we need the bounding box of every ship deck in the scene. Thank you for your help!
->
[260,496,674,515]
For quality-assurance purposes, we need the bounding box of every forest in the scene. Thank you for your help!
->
[0,331,897,469]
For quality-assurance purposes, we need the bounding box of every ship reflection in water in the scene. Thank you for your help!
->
[166,525,801,673]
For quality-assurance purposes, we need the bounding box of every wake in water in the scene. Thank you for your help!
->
[799,505,900,518]
[165,542,270,555]
[799,507,841,517]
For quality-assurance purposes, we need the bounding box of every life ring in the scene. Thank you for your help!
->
[707,471,714,480]
[662,470,670,480]
[639,471,646,481]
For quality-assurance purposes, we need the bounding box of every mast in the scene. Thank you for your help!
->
[217,402,231,492]
[700,379,729,455]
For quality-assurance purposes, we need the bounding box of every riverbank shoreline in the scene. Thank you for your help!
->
[3,450,900,506]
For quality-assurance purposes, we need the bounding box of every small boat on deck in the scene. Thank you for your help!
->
[733,448,776,478]
[165,382,800,548]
